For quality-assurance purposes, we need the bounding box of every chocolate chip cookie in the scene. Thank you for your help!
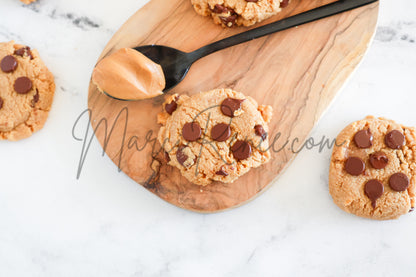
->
[157,88,273,186]
[329,116,416,220]
[20,0,36,4]
[191,0,290,27]
[0,41,55,141]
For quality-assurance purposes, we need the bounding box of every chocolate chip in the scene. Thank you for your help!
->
[216,166,229,176]
[385,130,405,149]
[231,140,252,160]
[389,172,409,192]
[211,4,232,13]
[220,14,237,27]
[410,207,415,213]
[254,125,267,140]
[165,98,178,115]
[369,151,389,169]
[280,0,290,8]
[344,157,365,176]
[176,146,188,167]
[210,3,238,27]
[0,97,3,110]
[221,98,244,117]
[182,122,202,142]
[354,129,373,148]
[364,179,384,208]
[33,89,39,102]
[14,46,33,60]
[211,123,231,142]
[1,55,18,73]
[31,89,39,107]
[14,77,32,94]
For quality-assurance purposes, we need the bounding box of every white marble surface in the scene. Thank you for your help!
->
[0,0,415,276]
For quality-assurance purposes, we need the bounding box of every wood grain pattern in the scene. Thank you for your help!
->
[87,0,379,212]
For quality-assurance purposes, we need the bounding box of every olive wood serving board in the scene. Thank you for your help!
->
[87,0,379,212]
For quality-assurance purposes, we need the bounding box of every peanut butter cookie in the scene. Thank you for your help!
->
[157,88,272,186]
[0,41,55,141]
[191,0,290,27]
[20,0,36,4]
[329,116,416,220]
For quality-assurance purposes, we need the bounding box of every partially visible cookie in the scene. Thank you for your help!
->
[191,0,290,27]
[329,116,416,220]
[0,41,55,141]
[157,88,272,186]
[20,0,36,4]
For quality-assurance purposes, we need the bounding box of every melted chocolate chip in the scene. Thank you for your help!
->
[216,166,229,176]
[1,55,18,73]
[344,157,365,176]
[211,123,231,142]
[31,89,39,107]
[14,46,33,60]
[389,172,409,192]
[221,98,244,117]
[211,4,232,13]
[280,0,290,8]
[369,151,389,169]
[0,97,3,110]
[220,14,237,27]
[33,89,39,102]
[176,146,188,167]
[410,207,415,213]
[14,77,32,94]
[182,122,202,142]
[165,98,178,115]
[354,129,373,149]
[364,179,384,208]
[385,130,405,149]
[231,140,252,160]
[254,125,267,140]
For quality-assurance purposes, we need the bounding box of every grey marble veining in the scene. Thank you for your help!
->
[376,21,415,43]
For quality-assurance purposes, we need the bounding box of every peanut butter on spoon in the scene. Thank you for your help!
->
[92,48,165,100]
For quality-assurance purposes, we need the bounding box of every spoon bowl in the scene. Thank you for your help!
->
[134,45,191,92]
[112,0,377,100]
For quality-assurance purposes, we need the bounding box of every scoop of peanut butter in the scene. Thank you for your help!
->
[92,48,165,100]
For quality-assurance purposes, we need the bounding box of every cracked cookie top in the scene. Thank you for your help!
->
[157,88,273,186]
[0,41,55,141]
[19,0,37,4]
[191,0,290,27]
[329,116,416,220]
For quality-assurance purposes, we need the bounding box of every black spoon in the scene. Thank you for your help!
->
[112,0,378,101]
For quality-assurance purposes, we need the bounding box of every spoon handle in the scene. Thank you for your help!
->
[188,0,378,61]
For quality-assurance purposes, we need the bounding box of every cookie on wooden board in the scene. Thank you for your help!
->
[157,88,273,186]
[191,0,290,27]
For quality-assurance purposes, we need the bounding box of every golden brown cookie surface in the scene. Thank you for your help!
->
[157,89,272,186]
[0,41,55,141]
[19,0,36,4]
[329,116,416,220]
[191,0,290,27]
